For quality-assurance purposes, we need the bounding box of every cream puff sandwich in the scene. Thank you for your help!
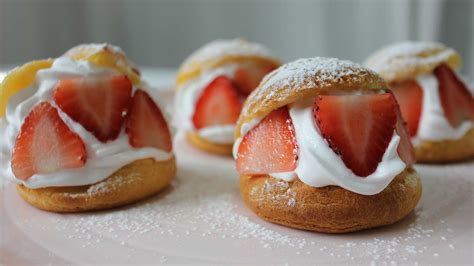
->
[366,41,474,163]
[233,57,422,233]
[0,44,176,212]
[175,39,280,155]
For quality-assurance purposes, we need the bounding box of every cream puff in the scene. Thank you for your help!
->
[175,39,281,155]
[365,41,474,163]
[233,57,422,233]
[0,44,176,212]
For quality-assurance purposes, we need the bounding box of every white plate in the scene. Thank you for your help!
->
[1,132,473,264]
[1,69,473,264]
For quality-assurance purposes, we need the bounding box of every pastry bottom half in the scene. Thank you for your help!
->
[186,131,233,156]
[415,128,474,163]
[240,167,422,233]
[16,157,176,213]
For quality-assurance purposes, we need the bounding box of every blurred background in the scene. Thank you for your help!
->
[0,0,473,78]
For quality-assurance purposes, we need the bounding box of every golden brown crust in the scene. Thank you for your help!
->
[414,128,474,163]
[236,57,387,138]
[177,56,280,89]
[16,157,176,213]
[365,41,461,84]
[175,39,280,88]
[64,43,141,84]
[186,131,233,155]
[240,167,421,233]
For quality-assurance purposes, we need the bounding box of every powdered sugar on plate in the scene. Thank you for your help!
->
[3,131,472,264]
[2,65,474,263]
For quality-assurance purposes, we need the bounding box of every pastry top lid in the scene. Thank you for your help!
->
[236,57,386,138]
[64,43,141,84]
[365,41,461,83]
[176,39,280,88]
[184,39,274,65]
[65,43,126,56]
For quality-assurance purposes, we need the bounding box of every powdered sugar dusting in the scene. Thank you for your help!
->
[87,173,140,196]
[5,133,473,264]
[183,39,276,66]
[365,41,458,81]
[65,43,125,57]
[238,57,384,128]
[60,173,141,199]
[258,179,297,207]
[261,57,376,91]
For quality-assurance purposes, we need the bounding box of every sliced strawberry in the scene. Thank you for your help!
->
[393,94,416,165]
[434,63,474,127]
[392,79,423,136]
[11,102,86,180]
[125,90,172,152]
[192,75,242,129]
[314,93,397,177]
[236,107,298,175]
[233,65,275,95]
[54,75,132,142]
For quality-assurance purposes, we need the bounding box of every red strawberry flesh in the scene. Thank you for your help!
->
[11,102,87,180]
[236,107,298,175]
[125,90,172,152]
[395,102,416,166]
[434,64,474,128]
[54,75,132,142]
[314,93,398,177]
[192,75,242,129]
[233,65,276,96]
[392,79,423,136]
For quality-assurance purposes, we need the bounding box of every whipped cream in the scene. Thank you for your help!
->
[413,73,473,144]
[174,65,239,144]
[233,97,407,195]
[0,57,172,189]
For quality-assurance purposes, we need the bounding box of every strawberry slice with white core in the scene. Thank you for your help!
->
[192,75,242,129]
[125,90,172,152]
[392,79,423,136]
[314,93,397,177]
[53,75,132,142]
[11,102,87,180]
[236,107,298,175]
[434,64,474,128]
[233,66,276,96]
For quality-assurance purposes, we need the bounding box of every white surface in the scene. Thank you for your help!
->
[1,132,473,264]
[1,68,473,265]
